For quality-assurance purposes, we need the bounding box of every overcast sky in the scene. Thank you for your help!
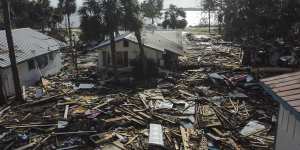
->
[50,0,201,9]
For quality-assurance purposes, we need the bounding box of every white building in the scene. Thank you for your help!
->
[261,71,300,150]
[93,31,184,75]
[0,28,66,99]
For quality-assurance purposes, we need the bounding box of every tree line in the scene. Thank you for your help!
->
[79,0,188,42]
[0,0,75,32]
[202,0,300,44]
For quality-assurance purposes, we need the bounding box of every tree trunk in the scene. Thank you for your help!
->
[2,0,24,102]
[208,9,211,33]
[73,40,78,80]
[135,30,146,78]
[109,32,117,79]
[67,13,76,78]
[151,18,154,25]
[67,13,72,47]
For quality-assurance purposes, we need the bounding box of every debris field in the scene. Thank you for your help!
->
[0,34,278,150]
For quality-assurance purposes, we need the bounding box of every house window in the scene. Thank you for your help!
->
[102,51,110,66]
[49,52,54,61]
[116,51,128,67]
[27,59,35,70]
[123,40,129,47]
[36,55,48,69]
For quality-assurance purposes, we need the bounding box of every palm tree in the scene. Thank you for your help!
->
[102,0,122,76]
[34,0,52,32]
[50,8,64,30]
[202,0,216,33]
[80,0,122,77]
[121,0,146,77]
[58,0,76,46]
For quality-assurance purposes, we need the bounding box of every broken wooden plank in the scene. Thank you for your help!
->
[138,93,149,109]
[180,126,191,150]
[63,105,69,120]
[15,142,37,150]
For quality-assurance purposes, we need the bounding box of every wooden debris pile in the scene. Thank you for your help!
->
[0,34,279,150]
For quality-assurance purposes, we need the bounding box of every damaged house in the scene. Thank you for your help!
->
[0,28,66,98]
[261,71,300,150]
[93,31,184,75]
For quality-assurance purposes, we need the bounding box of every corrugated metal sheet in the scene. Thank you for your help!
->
[0,28,66,68]
[261,71,300,113]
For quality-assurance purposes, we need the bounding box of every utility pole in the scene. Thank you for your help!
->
[2,0,24,102]
[0,72,7,104]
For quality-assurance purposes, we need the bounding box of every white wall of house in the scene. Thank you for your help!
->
[0,51,62,97]
[275,105,300,150]
[97,40,164,71]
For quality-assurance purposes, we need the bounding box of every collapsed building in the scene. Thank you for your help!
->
[0,28,66,100]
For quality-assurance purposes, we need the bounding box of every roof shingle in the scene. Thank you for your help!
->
[261,71,300,113]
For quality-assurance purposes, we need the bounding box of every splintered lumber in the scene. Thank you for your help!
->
[138,93,149,109]
[63,105,69,120]
[112,141,126,150]
[173,138,180,150]
[250,67,295,73]
[15,93,65,108]
[104,116,131,124]
[125,135,139,145]
[53,131,97,135]
[153,114,176,124]
[137,112,152,120]
[92,102,108,110]
[32,134,52,150]
[0,106,11,117]
[180,126,191,150]
[56,145,81,150]
[15,142,37,150]
[5,124,57,129]
[179,90,196,98]
[89,132,114,144]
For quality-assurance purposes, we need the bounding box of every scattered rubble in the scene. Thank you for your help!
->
[0,33,279,150]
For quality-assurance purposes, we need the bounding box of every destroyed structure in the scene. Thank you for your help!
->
[92,31,184,76]
[0,33,284,150]
[0,28,66,99]
[261,72,300,150]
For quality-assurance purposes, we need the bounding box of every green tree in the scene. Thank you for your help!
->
[49,8,64,30]
[102,0,122,76]
[33,0,52,32]
[162,4,187,29]
[202,0,217,33]
[79,0,106,42]
[58,0,77,45]
[141,0,163,25]
[121,0,147,78]
[80,0,122,76]
[0,0,61,31]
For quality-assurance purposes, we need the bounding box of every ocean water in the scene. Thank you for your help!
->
[66,11,217,28]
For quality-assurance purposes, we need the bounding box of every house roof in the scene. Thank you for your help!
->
[0,28,66,68]
[261,71,300,116]
[92,31,184,55]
